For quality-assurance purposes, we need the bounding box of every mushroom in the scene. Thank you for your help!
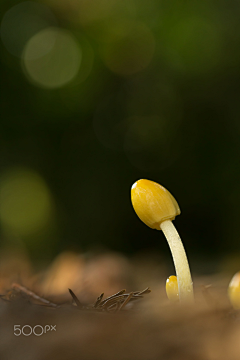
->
[166,275,179,302]
[131,179,194,302]
[228,272,240,309]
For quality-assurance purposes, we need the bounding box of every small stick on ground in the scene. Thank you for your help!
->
[7,283,58,307]
[1,284,151,312]
[94,293,104,308]
[68,288,83,309]
[118,292,134,311]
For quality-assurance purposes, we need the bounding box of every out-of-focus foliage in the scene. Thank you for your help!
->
[1,0,240,268]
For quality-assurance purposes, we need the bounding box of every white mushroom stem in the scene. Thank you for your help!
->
[160,220,194,302]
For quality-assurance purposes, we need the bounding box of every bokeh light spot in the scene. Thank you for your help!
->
[77,0,118,25]
[162,16,222,74]
[22,27,82,88]
[0,168,53,236]
[100,22,155,75]
[0,1,57,57]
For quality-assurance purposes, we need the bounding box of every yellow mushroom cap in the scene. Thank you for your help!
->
[131,179,180,230]
[228,272,240,309]
[166,275,179,302]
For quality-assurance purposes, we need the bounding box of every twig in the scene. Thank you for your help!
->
[118,292,134,311]
[10,283,58,307]
[68,288,83,309]
[94,293,104,308]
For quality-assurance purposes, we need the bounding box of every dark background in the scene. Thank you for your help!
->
[1,0,240,273]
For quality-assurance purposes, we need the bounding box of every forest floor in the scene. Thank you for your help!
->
[0,250,239,360]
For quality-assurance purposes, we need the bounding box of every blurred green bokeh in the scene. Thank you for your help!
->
[1,0,240,270]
